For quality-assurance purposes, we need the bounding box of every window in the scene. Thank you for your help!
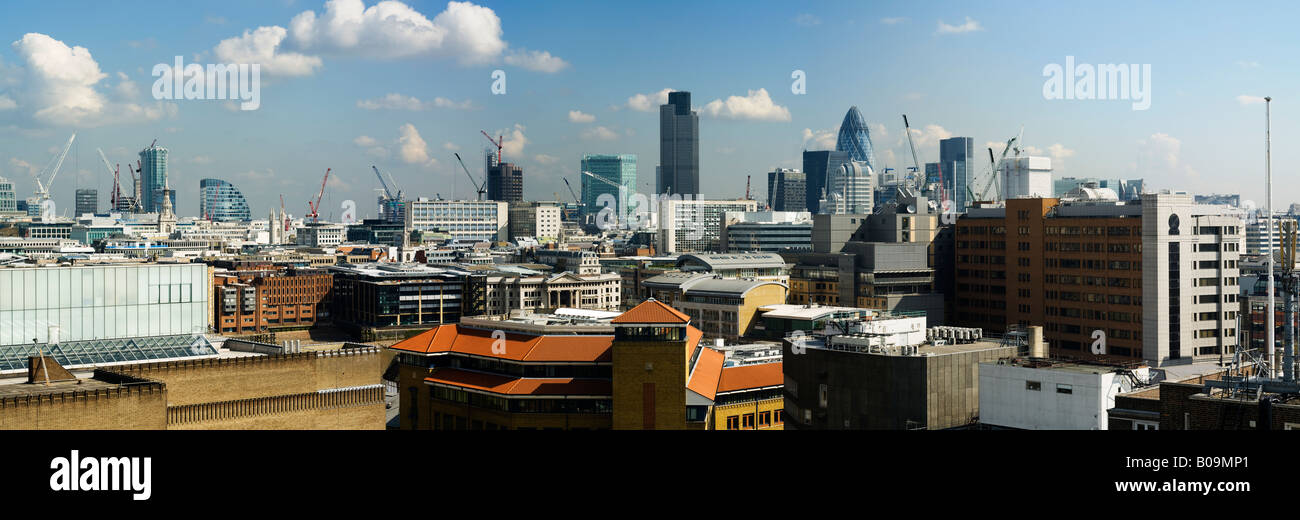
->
[758,411,772,427]
[726,416,739,430]
[1026,381,1041,391]
[742,413,755,429]
[1057,384,1073,395]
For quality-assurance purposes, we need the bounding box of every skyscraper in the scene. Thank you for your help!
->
[767,168,806,212]
[580,154,636,217]
[658,91,699,196]
[940,137,974,212]
[139,143,174,214]
[488,162,523,203]
[0,176,16,213]
[802,150,850,214]
[199,178,252,222]
[825,161,873,214]
[75,189,98,216]
[836,106,877,171]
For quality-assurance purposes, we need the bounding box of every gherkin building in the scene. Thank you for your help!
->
[836,106,877,172]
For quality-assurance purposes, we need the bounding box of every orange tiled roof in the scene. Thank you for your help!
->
[611,298,690,324]
[425,368,612,396]
[389,324,612,362]
[717,362,784,394]
[686,346,725,401]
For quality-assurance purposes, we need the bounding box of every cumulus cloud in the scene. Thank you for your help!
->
[581,126,618,141]
[700,88,790,121]
[937,17,983,34]
[626,88,672,112]
[356,92,475,110]
[504,48,569,73]
[398,123,437,168]
[1138,133,1197,179]
[801,127,837,150]
[493,123,528,159]
[568,110,595,123]
[442,141,460,151]
[10,33,177,127]
[213,26,323,76]
[1236,95,1266,106]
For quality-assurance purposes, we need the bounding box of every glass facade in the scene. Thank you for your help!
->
[802,150,850,214]
[0,263,209,346]
[0,176,15,213]
[580,154,637,217]
[659,91,699,196]
[199,178,252,222]
[940,137,974,212]
[836,106,877,172]
[139,145,173,213]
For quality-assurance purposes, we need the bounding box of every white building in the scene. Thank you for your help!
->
[979,360,1149,430]
[296,222,345,247]
[825,160,874,214]
[1000,156,1053,200]
[657,198,758,253]
[508,201,562,242]
[405,198,509,243]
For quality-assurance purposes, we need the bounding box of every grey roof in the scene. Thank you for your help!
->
[643,272,713,289]
[676,253,788,270]
[684,278,785,297]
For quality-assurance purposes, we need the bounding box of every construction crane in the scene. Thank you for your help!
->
[32,133,76,210]
[901,115,924,192]
[745,175,752,200]
[453,153,487,200]
[96,148,122,211]
[562,177,582,207]
[970,127,1023,203]
[480,131,503,163]
[371,165,401,200]
[306,168,331,222]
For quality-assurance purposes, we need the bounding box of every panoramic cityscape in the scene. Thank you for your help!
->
[0,0,1295,441]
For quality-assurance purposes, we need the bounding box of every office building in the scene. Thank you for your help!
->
[74,189,97,216]
[954,190,1244,367]
[766,168,806,212]
[488,162,523,203]
[0,176,16,213]
[658,91,700,196]
[1195,194,1242,208]
[138,143,174,214]
[329,263,483,336]
[802,150,850,214]
[979,357,1150,430]
[347,218,407,247]
[1245,216,1294,255]
[675,252,790,281]
[295,222,345,247]
[940,137,974,212]
[722,211,812,253]
[783,313,1014,429]
[199,178,252,222]
[666,277,788,343]
[835,106,877,171]
[508,201,562,242]
[1000,156,1053,200]
[212,265,333,334]
[824,160,873,214]
[580,154,637,217]
[405,198,510,243]
[657,198,758,253]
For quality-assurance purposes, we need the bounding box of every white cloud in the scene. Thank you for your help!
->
[581,126,618,141]
[354,135,378,147]
[801,127,837,150]
[626,88,672,112]
[881,17,906,25]
[793,14,821,27]
[398,123,437,168]
[505,48,569,73]
[0,95,15,111]
[442,141,460,151]
[568,110,595,123]
[494,123,528,159]
[10,33,177,127]
[1138,132,1197,180]
[1048,143,1075,159]
[356,92,475,110]
[1236,95,1266,106]
[937,17,983,34]
[700,88,790,121]
[534,154,559,165]
[9,157,39,177]
[213,26,323,76]
[353,134,389,158]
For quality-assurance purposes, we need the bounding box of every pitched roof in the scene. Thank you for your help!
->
[717,362,784,394]
[611,298,691,324]
[686,347,725,401]
[425,368,612,396]
[389,324,612,362]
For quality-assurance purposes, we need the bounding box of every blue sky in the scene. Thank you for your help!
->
[0,0,1295,219]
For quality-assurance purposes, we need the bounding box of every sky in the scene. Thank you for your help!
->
[0,0,1296,220]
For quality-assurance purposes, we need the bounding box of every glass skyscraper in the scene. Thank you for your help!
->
[580,154,636,217]
[658,91,699,196]
[940,137,974,212]
[802,150,850,214]
[199,178,253,222]
[0,176,16,213]
[836,106,877,171]
[139,144,174,214]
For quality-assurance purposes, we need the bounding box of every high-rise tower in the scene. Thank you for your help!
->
[658,91,699,197]
[139,143,173,214]
[836,106,877,172]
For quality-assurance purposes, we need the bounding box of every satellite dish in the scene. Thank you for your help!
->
[906,204,917,214]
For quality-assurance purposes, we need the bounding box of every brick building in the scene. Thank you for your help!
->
[213,265,332,334]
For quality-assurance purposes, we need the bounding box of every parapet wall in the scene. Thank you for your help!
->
[0,382,167,430]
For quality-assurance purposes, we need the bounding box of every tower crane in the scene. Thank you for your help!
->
[96,148,122,211]
[970,126,1023,203]
[454,153,487,200]
[33,133,76,208]
[902,115,924,192]
[562,177,582,207]
[480,131,503,163]
[306,168,331,222]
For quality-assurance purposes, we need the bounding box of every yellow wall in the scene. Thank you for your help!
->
[713,396,784,430]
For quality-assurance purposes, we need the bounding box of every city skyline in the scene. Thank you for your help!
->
[0,0,1295,221]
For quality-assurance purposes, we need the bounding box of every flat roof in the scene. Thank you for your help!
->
[0,378,121,399]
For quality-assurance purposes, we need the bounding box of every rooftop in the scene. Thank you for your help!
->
[611,299,691,325]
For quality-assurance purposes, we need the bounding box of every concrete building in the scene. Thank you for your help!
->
[75,189,98,216]
[766,168,806,212]
[1000,156,1053,200]
[1245,215,1293,255]
[954,190,1244,366]
[479,268,622,316]
[328,263,483,339]
[0,176,16,214]
[405,198,510,243]
[657,198,758,253]
[295,222,345,247]
[812,213,870,253]
[823,160,873,215]
[508,201,562,242]
[675,252,789,282]
[783,315,1014,429]
[722,211,812,253]
[487,162,523,203]
[979,358,1150,430]
[669,277,788,343]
